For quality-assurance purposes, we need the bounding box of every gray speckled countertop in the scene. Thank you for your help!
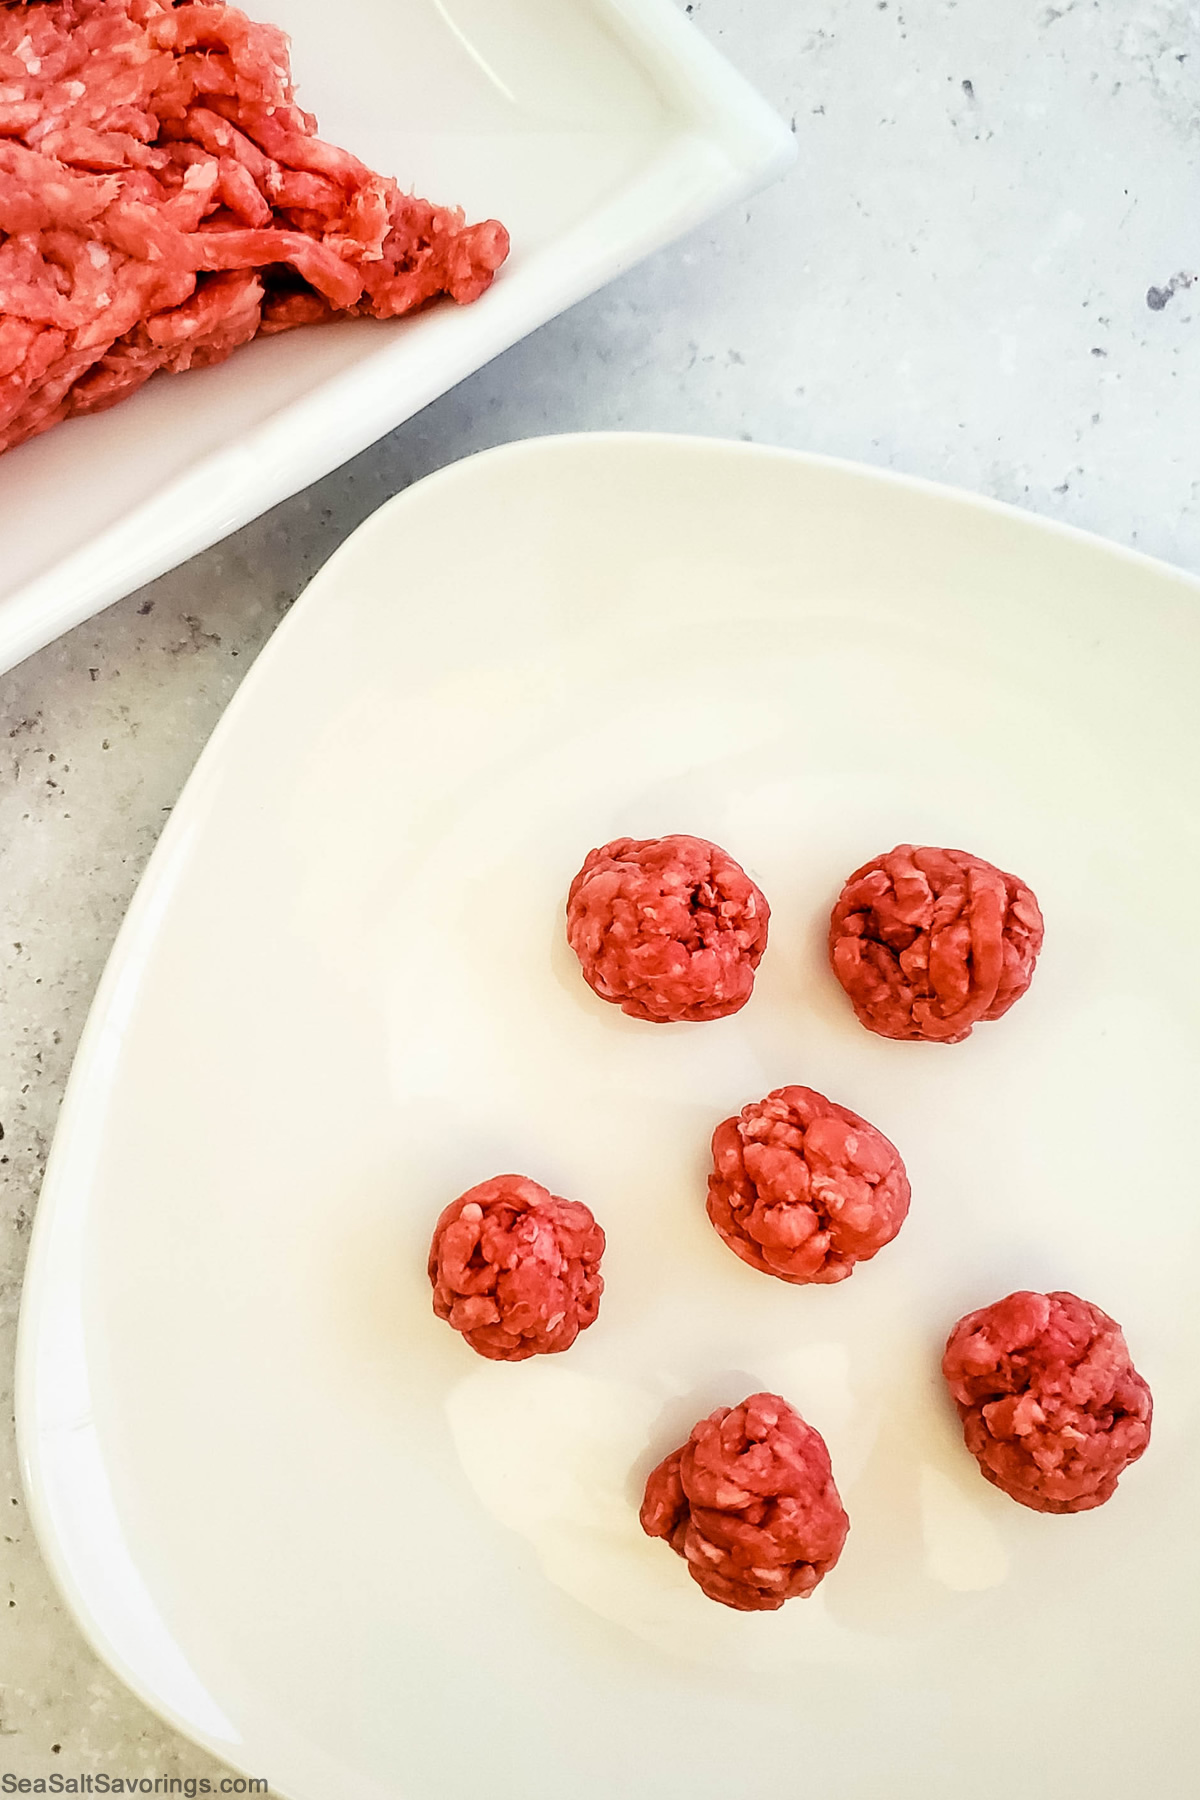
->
[2,0,1198,1784]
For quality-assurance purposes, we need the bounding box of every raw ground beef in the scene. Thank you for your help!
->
[565,834,770,1024]
[428,1174,605,1363]
[0,0,508,455]
[829,843,1044,1044]
[707,1084,910,1284]
[942,1290,1152,1514]
[640,1392,849,1611]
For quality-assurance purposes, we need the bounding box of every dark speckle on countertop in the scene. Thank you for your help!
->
[1147,272,1194,311]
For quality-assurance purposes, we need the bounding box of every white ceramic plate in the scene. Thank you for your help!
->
[0,0,792,676]
[18,435,1200,1800]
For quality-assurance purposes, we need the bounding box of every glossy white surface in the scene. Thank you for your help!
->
[17,435,1200,1800]
[0,0,791,676]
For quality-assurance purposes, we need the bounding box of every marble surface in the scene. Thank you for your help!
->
[2,0,1198,1784]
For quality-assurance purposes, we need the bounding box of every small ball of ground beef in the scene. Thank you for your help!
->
[565,834,769,1024]
[942,1290,1153,1513]
[428,1174,605,1361]
[829,844,1044,1043]
[707,1085,910,1284]
[640,1392,849,1611]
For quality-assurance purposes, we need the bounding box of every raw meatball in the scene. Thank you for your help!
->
[428,1174,604,1362]
[566,835,769,1024]
[640,1392,849,1610]
[829,844,1044,1043]
[707,1085,910,1284]
[942,1290,1153,1513]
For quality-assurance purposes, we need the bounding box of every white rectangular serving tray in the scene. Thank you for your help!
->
[0,0,793,675]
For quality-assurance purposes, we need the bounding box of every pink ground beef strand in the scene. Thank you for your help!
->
[565,834,770,1024]
[942,1290,1153,1514]
[707,1084,910,1285]
[640,1392,849,1611]
[0,0,508,455]
[828,844,1044,1043]
[428,1174,605,1363]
